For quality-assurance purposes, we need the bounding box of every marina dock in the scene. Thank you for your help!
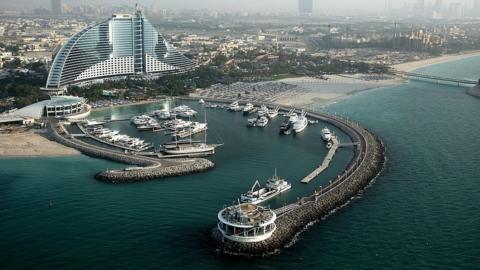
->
[301,136,339,184]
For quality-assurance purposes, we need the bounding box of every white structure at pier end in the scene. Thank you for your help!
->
[217,203,276,243]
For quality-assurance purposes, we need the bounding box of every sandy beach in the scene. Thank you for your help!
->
[275,75,403,107]
[0,131,80,157]
[392,51,480,72]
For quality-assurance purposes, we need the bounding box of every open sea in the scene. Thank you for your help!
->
[1,56,480,269]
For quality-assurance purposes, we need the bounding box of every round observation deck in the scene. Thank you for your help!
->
[217,203,276,243]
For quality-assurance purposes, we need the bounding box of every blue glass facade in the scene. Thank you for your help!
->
[46,10,195,89]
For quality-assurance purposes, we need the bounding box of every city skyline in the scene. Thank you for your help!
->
[0,0,476,14]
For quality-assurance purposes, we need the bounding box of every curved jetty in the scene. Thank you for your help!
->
[47,121,214,183]
[180,97,385,256]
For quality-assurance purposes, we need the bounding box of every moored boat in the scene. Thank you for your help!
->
[240,170,291,205]
[293,111,308,133]
[243,103,255,114]
[256,116,269,127]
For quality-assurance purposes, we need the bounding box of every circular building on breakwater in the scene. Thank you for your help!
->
[217,204,277,243]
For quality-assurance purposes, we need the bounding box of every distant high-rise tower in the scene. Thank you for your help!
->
[415,0,425,17]
[474,0,480,17]
[433,0,443,18]
[384,0,392,13]
[298,0,313,15]
[434,0,443,11]
[51,0,63,15]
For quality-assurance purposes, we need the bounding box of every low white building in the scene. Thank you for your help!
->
[217,203,277,243]
[14,96,90,120]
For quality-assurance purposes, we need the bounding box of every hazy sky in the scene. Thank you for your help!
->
[0,0,474,12]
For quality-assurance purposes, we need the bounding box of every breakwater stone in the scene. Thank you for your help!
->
[47,122,214,182]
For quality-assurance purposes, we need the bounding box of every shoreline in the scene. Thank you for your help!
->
[392,50,480,72]
[0,131,80,157]
[274,75,404,107]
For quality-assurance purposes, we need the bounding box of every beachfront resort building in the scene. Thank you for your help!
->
[43,7,196,95]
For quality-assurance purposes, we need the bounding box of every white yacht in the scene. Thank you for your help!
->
[84,120,105,127]
[98,130,119,138]
[321,127,333,141]
[199,99,205,104]
[243,103,254,114]
[256,116,269,127]
[155,109,171,120]
[247,118,257,127]
[172,105,198,118]
[228,101,242,111]
[257,105,269,117]
[131,115,152,126]
[162,142,216,155]
[293,111,308,133]
[173,122,208,138]
[267,106,279,119]
[240,170,292,205]
[167,119,193,130]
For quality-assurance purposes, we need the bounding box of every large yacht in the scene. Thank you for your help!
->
[172,105,198,118]
[131,115,152,126]
[161,141,216,155]
[154,109,171,120]
[267,106,279,118]
[243,103,255,114]
[293,111,308,133]
[257,105,269,117]
[163,119,193,130]
[228,101,242,111]
[256,116,269,127]
[240,170,292,205]
[172,122,208,138]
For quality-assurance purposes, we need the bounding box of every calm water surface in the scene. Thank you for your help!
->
[1,57,480,269]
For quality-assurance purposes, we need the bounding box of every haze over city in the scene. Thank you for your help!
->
[0,0,476,14]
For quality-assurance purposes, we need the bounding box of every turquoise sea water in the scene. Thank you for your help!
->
[1,57,480,269]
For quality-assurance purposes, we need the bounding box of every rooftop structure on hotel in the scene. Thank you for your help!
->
[44,7,196,94]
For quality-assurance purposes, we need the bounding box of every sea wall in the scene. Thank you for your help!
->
[47,122,214,182]
[95,159,215,183]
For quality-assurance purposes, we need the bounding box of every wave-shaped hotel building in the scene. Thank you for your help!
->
[44,8,196,95]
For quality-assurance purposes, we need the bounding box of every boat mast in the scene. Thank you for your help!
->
[204,110,207,144]
[189,115,192,144]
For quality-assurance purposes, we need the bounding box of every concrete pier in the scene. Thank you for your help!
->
[301,136,339,184]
